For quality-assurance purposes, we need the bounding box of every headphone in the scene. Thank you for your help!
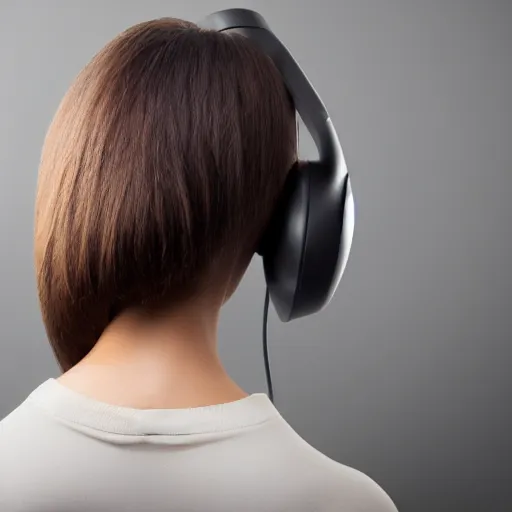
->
[198,9,355,400]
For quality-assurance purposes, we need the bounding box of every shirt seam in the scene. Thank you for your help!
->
[25,395,280,437]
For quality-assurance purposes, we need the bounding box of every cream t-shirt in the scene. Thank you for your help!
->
[0,379,398,512]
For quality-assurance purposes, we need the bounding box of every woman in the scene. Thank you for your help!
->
[0,17,397,512]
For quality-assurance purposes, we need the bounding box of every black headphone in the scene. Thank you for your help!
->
[199,9,355,400]
[199,9,355,323]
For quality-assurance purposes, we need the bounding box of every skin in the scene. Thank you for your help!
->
[57,276,249,410]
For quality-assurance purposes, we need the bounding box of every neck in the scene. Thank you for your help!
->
[58,298,248,409]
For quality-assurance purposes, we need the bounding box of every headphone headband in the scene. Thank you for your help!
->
[198,9,347,183]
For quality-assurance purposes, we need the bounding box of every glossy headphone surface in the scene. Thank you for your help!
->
[198,9,355,322]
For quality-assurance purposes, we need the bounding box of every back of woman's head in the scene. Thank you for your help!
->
[35,18,297,371]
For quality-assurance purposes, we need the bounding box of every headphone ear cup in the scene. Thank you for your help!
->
[261,162,352,322]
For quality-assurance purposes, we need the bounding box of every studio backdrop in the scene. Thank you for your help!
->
[0,1,511,511]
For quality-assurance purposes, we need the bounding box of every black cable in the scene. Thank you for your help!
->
[262,287,274,403]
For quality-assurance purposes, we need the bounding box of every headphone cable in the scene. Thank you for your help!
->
[262,287,274,403]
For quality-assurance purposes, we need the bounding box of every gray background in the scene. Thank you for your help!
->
[1,0,511,511]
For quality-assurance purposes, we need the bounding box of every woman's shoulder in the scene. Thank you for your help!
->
[265,417,399,511]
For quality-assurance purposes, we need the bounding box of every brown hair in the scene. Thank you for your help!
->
[35,18,297,371]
